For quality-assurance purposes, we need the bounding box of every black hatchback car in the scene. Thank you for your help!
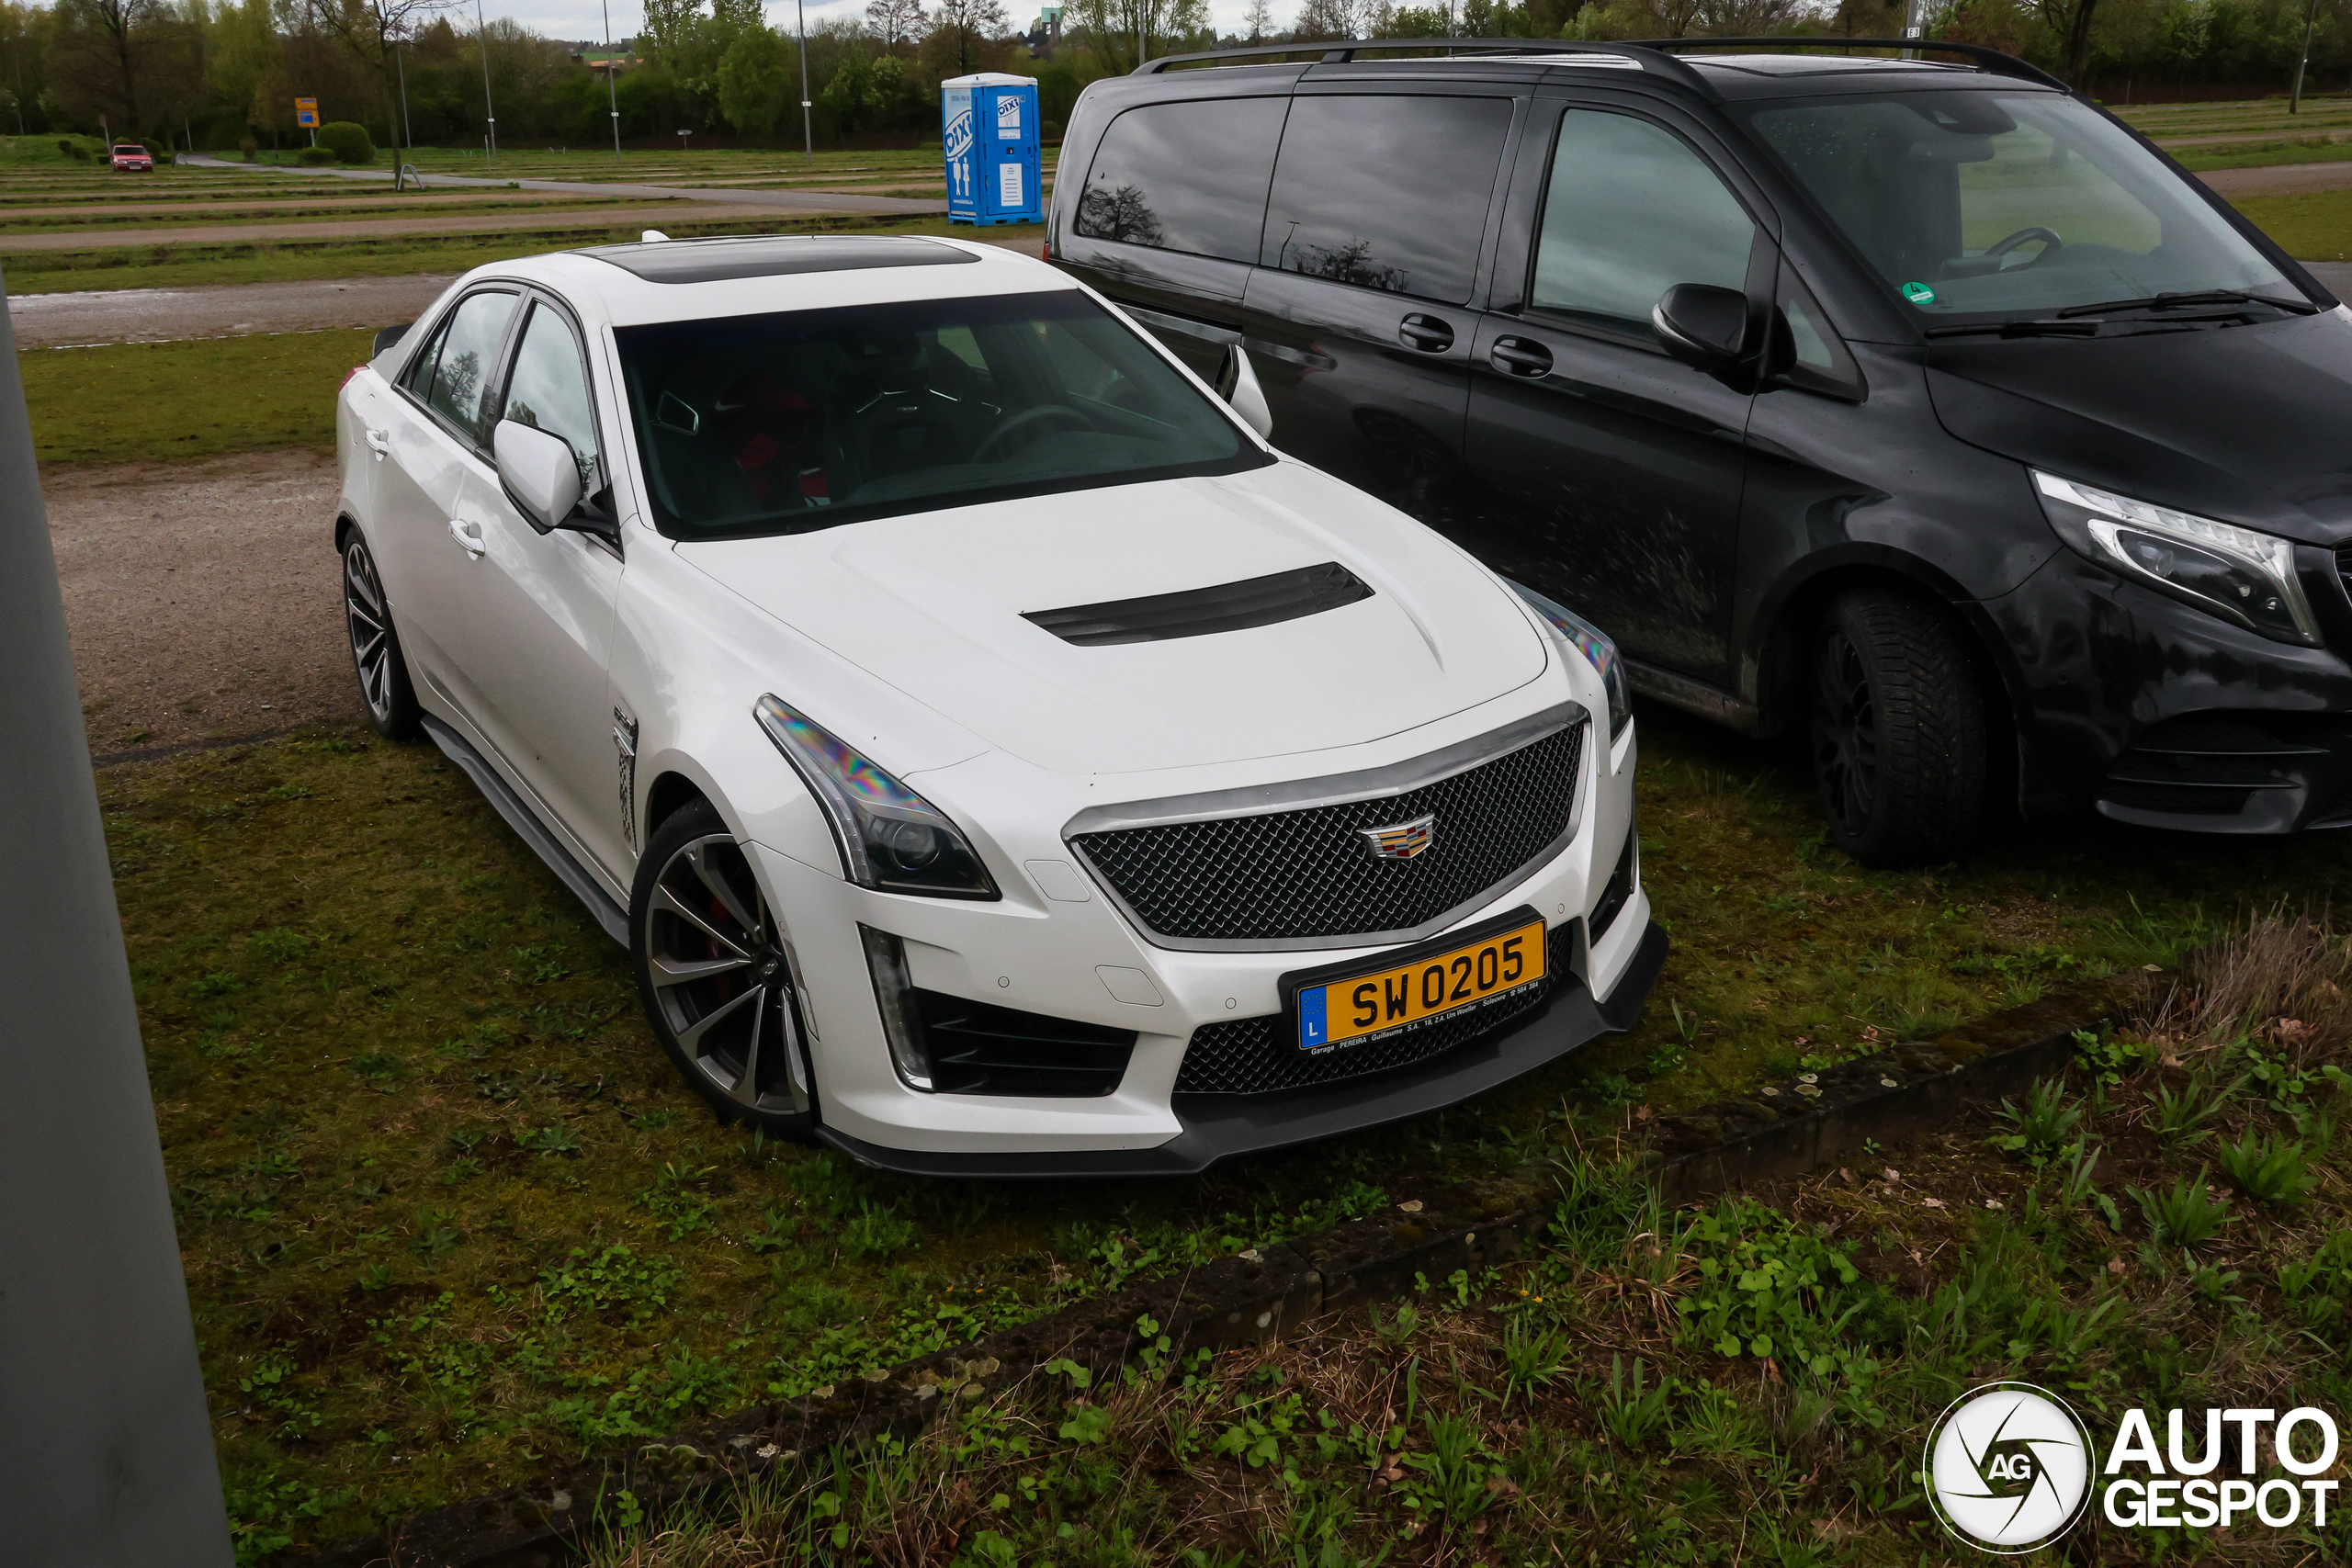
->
[1046,38,2352,863]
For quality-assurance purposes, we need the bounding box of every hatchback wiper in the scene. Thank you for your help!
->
[2054,288,2322,319]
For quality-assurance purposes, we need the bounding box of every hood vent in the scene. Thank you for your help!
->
[1024,562,1374,647]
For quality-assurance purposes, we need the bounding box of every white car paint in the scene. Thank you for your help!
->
[334,234,1656,1171]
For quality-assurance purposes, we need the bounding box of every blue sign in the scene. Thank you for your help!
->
[942,73,1041,227]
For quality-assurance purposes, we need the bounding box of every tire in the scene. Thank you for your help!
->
[341,527,422,741]
[1809,587,1986,866]
[630,798,820,1137]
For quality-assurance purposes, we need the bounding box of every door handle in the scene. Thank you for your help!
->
[365,427,390,459]
[447,518,486,558]
[1398,313,1454,353]
[1489,336,1554,378]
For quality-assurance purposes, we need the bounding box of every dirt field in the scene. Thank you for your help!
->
[46,450,356,761]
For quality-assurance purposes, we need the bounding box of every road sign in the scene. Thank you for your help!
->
[295,97,318,129]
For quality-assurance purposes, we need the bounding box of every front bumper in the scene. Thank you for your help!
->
[817,918,1667,1177]
[1988,550,2352,831]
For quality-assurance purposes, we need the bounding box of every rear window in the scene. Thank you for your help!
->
[614,289,1264,539]
[1259,96,1515,305]
[1072,98,1289,265]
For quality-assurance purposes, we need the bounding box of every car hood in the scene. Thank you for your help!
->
[679,462,1550,776]
[1926,309,2352,545]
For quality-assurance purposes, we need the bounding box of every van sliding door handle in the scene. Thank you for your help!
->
[1489,336,1554,378]
[1398,313,1454,353]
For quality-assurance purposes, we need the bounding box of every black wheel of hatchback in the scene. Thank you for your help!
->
[631,799,820,1137]
[341,526,421,740]
[1810,588,1985,867]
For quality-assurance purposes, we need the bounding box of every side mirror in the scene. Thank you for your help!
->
[1213,343,1273,443]
[493,419,584,535]
[372,321,410,358]
[1651,284,1752,375]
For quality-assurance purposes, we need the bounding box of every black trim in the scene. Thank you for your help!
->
[1024,561,1373,646]
[420,715,629,945]
[814,918,1668,1177]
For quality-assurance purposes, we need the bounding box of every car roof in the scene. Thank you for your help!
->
[452,233,1077,329]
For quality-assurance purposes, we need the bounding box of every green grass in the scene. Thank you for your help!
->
[2172,134,2352,173]
[585,1022,2352,1566]
[100,710,2352,1556]
[2231,187,2352,261]
[20,329,373,468]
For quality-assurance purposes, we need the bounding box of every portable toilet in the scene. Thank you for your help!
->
[942,73,1042,226]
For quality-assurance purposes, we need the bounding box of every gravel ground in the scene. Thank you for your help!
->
[45,450,357,761]
[2198,161,2352,197]
[10,274,458,346]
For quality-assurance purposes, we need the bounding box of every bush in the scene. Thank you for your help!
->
[239,136,257,161]
[55,137,71,154]
[297,146,339,166]
[315,121,375,165]
[139,138,166,163]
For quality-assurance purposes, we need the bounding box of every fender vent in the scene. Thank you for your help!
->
[1024,562,1373,647]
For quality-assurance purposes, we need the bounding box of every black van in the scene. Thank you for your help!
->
[1046,38,2352,864]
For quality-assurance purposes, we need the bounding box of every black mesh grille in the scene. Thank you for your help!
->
[1073,724,1584,943]
[1175,926,1572,1095]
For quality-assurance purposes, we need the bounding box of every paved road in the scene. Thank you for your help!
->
[178,152,948,217]
[2198,161,2352,197]
[9,274,460,346]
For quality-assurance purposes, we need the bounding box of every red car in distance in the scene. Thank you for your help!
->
[109,142,153,172]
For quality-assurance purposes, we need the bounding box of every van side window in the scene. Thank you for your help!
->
[1531,110,1757,332]
[1260,95,1514,305]
[1073,98,1288,264]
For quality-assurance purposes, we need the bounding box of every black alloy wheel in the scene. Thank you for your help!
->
[631,799,819,1136]
[1809,587,1986,867]
[341,529,421,740]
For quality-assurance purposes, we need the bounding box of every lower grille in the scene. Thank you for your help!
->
[914,990,1136,1097]
[2098,716,2319,821]
[1175,926,1569,1095]
[1074,722,1584,945]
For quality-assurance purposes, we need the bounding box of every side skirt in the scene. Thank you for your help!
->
[420,713,630,946]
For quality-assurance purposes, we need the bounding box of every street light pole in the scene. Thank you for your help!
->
[475,0,497,169]
[394,33,414,167]
[796,0,814,167]
[603,0,622,158]
[2292,0,2320,115]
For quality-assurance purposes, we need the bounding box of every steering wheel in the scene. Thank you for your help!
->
[1984,226,2063,268]
[973,404,1093,464]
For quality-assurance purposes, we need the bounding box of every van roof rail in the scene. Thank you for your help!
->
[1630,37,2070,93]
[1132,38,1715,95]
[1132,34,2067,97]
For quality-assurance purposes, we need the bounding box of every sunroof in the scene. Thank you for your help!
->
[579,235,979,284]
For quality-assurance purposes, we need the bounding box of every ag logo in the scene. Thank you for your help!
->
[1925,1382,2093,1553]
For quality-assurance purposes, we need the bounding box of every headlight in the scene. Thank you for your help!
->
[2032,470,2320,647]
[1508,580,1632,739]
[753,695,998,899]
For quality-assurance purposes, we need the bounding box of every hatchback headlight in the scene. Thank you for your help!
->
[754,695,998,898]
[1509,581,1632,739]
[2032,470,2320,647]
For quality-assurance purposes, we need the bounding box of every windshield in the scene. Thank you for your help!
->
[1743,89,2292,319]
[614,289,1260,537]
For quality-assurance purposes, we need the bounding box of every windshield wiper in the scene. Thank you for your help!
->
[1924,319,2102,339]
[2055,289,2322,319]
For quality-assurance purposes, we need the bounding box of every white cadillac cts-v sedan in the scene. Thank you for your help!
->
[334,232,1663,1175]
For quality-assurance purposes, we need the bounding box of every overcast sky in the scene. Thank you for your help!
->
[492,0,1276,47]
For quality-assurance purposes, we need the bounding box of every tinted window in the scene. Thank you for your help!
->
[424,290,518,441]
[1260,96,1514,305]
[1532,110,1757,328]
[614,289,1261,538]
[1746,91,2288,318]
[503,301,603,500]
[1073,98,1288,264]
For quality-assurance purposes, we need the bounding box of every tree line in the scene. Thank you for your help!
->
[0,0,2345,153]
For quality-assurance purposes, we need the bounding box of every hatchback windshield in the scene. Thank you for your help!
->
[615,289,1258,537]
[1744,89,2291,319]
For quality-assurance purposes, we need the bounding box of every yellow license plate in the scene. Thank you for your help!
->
[1295,915,1547,1051]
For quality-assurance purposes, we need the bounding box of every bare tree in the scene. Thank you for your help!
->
[47,0,200,136]
[866,0,924,49]
[1064,0,1212,74]
[2035,0,2101,83]
[297,0,464,150]
[1292,0,1358,39]
[1241,0,1274,38]
[933,0,1008,73]
[1693,0,1803,34]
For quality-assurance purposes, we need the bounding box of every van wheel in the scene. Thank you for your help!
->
[1810,588,1985,866]
[631,798,820,1138]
